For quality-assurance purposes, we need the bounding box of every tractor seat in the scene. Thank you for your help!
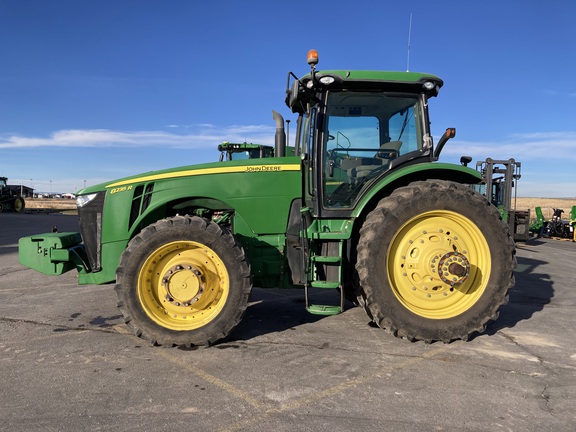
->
[340,141,402,183]
[375,140,402,159]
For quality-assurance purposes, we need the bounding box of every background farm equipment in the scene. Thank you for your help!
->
[532,206,576,240]
[540,208,575,239]
[474,158,530,242]
[529,206,545,235]
[0,176,25,213]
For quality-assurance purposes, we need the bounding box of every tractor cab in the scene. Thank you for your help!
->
[285,49,457,217]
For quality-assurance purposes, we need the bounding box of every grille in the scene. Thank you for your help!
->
[78,191,105,271]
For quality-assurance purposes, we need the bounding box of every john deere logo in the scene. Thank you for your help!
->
[245,166,282,172]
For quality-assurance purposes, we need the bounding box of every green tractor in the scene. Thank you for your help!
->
[0,176,26,213]
[218,141,296,161]
[19,50,515,346]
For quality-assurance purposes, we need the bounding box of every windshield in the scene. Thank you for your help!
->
[323,91,425,208]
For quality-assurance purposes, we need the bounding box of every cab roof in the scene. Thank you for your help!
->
[302,70,443,96]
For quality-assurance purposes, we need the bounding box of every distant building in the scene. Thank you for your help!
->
[7,184,34,197]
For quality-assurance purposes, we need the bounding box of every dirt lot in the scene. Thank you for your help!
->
[23,198,76,211]
[2,213,576,431]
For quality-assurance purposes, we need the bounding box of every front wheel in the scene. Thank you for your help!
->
[115,215,252,347]
[355,180,515,343]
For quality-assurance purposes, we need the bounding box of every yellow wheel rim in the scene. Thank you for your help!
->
[387,210,491,319]
[14,199,24,212]
[137,240,229,331]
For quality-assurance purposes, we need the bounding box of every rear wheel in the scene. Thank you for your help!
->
[115,215,252,347]
[13,197,25,213]
[355,180,515,343]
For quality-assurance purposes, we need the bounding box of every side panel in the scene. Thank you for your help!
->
[102,158,302,244]
[78,240,127,284]
[85,158,303,285]
[232,211,290,288]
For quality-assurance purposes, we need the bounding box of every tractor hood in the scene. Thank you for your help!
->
[75,157,299,196]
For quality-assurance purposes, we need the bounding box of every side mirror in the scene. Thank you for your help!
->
[433,128,456,160]
[285,73,306,114]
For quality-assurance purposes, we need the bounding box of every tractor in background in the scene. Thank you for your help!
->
[218,141,296,161]
[0,176,25,213]
[474,158,530,242]
[218,142,275,161]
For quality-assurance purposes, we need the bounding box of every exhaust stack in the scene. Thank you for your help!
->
[272,110,286,157]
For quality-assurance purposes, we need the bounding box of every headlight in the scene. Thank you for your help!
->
[76,193,98,208]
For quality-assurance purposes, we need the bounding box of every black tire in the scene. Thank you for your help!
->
[115,215,252,347]
[355,180,516,343]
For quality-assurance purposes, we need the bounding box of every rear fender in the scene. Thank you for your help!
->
[352,163,482,219]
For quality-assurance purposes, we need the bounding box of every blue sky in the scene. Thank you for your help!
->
[1,0,575,197]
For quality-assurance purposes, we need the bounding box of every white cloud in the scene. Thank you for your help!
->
[5,127,573,161]
[438,131,576,161]
[0,125,277,150]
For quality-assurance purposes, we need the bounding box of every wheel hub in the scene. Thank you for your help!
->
[161,264,205,306]
[437,251,470,287]
[392,221,480,307]
[397,228,470,296]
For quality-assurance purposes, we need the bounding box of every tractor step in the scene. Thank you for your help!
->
[311,231,348,240]
[310,280,340,289]
[306,304,342,316]
[311,255,341,264]
[302,226,346,316]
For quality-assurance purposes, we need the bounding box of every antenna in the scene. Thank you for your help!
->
[406,13,413,72]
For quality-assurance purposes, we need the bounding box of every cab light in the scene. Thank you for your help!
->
[423,81,435,90]
[319,76,335,85]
